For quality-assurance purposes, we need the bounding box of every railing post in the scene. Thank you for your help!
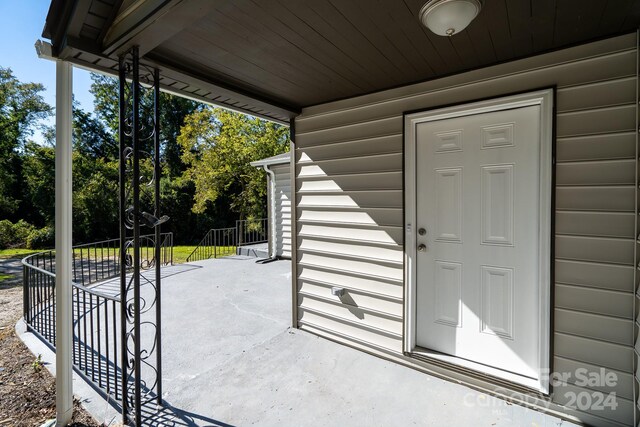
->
[119,48,163,425]
[23,265,29,326]
[153,67,162,406]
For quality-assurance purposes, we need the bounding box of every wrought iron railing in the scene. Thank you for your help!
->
[72,281,122,399]
[22,232,173,402]
[72,233,173,287]
[186,227,236,262]
[236,218,268,247]
[186,218,268,263]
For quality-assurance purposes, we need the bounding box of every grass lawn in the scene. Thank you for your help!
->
[0,248,42,259]
[172,246,236,264]
[172,246,196,264]
[0,273,14,283]
[0,246,236,264]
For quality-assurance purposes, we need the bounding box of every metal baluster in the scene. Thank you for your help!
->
[90,294,95,382]
[52,275,56,345]
[72,288,77,366]
[104,298,109,393]
[37,270,42,335]
[23,264,29,326]
[80,248,85,287]
[72,249,77,282]
[112,301,118,400]
[75,287,81,369]
[101,244,104,281]
[83,291,88,375]
[97,296,102,388]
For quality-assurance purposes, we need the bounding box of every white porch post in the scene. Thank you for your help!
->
[55,59,73,426]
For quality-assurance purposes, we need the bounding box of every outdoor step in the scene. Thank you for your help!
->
[236,244,269,259]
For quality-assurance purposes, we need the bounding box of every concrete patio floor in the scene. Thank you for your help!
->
[20,255,577,426]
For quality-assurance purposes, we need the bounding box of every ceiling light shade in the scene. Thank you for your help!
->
[419,0,482,37]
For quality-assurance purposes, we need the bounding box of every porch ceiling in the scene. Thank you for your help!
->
[43,0,640,124]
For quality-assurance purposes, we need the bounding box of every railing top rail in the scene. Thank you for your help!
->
[23,252,119,301]
[22,231,173,300]
[73,232,171,248]
[186,226,240,262]
[21,253,56,278]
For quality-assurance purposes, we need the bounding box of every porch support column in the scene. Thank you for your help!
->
[55,59,74,426]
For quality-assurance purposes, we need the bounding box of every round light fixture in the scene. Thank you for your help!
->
[419,0,482,37]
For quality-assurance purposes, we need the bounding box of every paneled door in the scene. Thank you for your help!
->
[414,104,544,381]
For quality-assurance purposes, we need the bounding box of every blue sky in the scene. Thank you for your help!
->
[0,1,95,142]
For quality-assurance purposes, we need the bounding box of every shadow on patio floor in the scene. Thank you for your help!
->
[139,400,235,427]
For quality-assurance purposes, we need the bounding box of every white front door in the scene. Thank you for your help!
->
[406,92,552,388]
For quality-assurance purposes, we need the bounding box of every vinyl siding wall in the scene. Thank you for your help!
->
[293,33,638,427]
[271,163,292,258]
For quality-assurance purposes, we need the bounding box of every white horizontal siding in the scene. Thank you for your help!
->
[271,164,291,258]
[294,33,637,426]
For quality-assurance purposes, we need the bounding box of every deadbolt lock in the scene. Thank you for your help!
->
[418,228,427,236]
[417,244,427,252]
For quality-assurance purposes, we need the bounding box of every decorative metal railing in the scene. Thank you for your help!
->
[236,218,269,247]
[186,218,268,263]
[22,232,173,403]
[72,233,173,287]
[119,47,166,425]
[186,227,236,262]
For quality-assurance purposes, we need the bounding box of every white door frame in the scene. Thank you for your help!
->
[403,89,554,393]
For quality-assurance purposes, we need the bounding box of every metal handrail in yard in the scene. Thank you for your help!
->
[186,227,236,262]
[72,233,173,287]
[186,218,268,263]
[236,218,268,247]
[21,232,173,402]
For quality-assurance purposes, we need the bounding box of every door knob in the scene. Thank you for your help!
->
[417,244,427,252]
[418,228,427,236]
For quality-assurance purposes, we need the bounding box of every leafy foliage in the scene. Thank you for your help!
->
[22,142,55,224]
[0,70,289,248]
[178,108,289,220]
[0,68,51,219]
[72,154,119,243]
[90,73,201,176]
[0,219,52,249]
[73,102,118,159]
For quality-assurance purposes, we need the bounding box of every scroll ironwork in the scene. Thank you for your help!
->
[119,46,164,426]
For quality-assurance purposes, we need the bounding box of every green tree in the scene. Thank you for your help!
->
[160,94,201,177]
[71,101,120,242]
[22,142,55,225]
[73,101,118,159]
[21,103,120,242]
[89,73,118,136]
[0,68,51,219]
[72,154,119,242]
[90,73,200,176]
[178,108,289,221]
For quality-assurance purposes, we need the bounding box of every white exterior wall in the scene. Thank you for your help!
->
[271,163,292,258]
[293,34,638,427]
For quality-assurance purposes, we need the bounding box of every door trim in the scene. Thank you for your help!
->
[403,89,554,394]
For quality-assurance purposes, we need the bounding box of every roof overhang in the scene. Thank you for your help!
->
[250,153,291,168]
[41,0,640,125]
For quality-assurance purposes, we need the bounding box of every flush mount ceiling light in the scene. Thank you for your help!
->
[419,0,482,37]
